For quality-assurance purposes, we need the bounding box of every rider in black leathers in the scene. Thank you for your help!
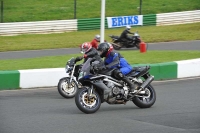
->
[119,25,134,43]
[74,42,103,78]
[76,42,102,63]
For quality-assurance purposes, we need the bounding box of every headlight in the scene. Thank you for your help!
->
[65,65,70,72]
[78,71,87,80]
[78,71,84,80]
[134,33,139,36]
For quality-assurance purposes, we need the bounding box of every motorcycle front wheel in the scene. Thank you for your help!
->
[75,88,101,114]
[57,77,78,98]
[135,42,140,49]
[132,84,156,108]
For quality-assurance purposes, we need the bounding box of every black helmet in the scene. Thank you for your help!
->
[97,42,110,58]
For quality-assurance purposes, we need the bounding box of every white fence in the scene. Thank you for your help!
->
[0,20,77,36]
[0,10,199,36]
[157,10,200,26]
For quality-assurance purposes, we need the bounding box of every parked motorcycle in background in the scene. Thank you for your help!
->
[57,57,82,98]
[109,31,143,50]
[75,58,156,114]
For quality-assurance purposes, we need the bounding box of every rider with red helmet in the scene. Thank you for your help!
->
[77,42,102,63]
[79,34,110,51]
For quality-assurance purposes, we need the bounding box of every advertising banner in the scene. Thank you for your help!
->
[107,15,143,28]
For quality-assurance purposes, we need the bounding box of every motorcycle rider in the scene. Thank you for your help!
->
[90,34,100,49]
[119,25,134,43]
[96,42,136,93]
[79,35,100,52]
[77,42,102,63]
[76,42,103,76]
[91,34,114,51]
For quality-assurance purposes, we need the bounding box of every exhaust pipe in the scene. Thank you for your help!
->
[133,76,154,95]
[140,76,154,89]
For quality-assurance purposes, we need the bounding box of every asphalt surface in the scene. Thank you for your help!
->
[0,77,200,133]
[0,40,200,133]
[0,40,200,59]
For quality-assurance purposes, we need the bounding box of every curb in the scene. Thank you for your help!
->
[1,58,200,90]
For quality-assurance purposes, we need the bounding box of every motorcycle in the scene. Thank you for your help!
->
[57,57,82,98]
[109,31,142,50]
[75,58,156,114]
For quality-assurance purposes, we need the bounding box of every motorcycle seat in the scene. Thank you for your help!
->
[110,35,120,39]
[126,66,150,76]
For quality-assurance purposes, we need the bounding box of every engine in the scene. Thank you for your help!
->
[112,86,124,96]
[106,81,124,98]
[104,80,128,104]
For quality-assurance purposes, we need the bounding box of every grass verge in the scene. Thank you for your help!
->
[0,23,200,52]
[0,50,200,71]
[3,0,200,22]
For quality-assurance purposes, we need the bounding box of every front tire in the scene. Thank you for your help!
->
[135,42,140,49]
[57,77,78,98]
[132,84,156,108]
[75,88,101,114]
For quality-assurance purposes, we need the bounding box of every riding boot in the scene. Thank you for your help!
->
[121,76,135,92]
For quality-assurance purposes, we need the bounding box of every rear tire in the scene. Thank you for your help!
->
[57,78,78,98]
[111,42,122,50]
[132,84,156,108]
[75,88,101,114]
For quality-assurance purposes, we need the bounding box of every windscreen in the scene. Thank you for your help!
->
[80,58,92,76]
[81,58,101,76]
[67,57,76,66]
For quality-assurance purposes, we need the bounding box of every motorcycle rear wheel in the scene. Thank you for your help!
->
[132,84,156,108]
[111,42,122,50]
[57,77,78,98]
[75,88,101,114]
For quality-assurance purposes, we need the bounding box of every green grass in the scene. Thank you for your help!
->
[0,51,200,71]
[0,22,200,52]
[2,0,200,22]
[0,1,200,71]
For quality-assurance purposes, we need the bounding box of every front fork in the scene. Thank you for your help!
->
[68,65,81,88]
[87,85,96,100]
[69,65,76,83]
[87,85,93,95]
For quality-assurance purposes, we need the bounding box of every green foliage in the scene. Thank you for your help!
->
[1,0,200,22]
[0,1,200,70]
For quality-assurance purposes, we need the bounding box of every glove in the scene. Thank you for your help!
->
[93,65,99,71]
[83,54,87,58]
[76,56,83,62]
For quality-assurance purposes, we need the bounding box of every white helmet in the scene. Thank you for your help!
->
[95,34,100,42]
[126,25,131,30]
